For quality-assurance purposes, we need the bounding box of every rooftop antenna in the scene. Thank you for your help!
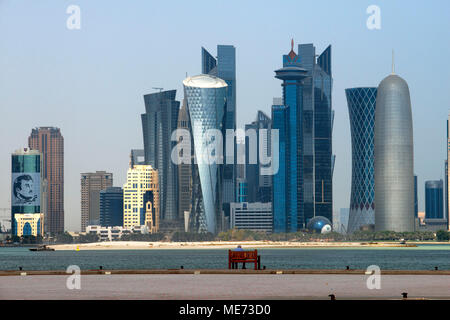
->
[391,50,395,75]
[152,87,164,92]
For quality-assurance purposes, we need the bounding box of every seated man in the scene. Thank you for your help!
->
[233,245,244,251]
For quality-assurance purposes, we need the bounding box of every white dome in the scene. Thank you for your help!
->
[183,74,228,89]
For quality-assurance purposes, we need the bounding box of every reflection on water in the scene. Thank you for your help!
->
[0,244,449,271]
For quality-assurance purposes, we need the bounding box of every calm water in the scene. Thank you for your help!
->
[0,245,449,271]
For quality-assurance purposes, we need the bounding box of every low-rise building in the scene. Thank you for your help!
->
[230,202,272,233]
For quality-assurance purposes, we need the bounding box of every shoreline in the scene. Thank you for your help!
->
[44,240,450,251]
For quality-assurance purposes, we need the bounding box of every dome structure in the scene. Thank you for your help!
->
[307,216,332,234]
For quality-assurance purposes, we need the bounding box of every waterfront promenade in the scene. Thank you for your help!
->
[1,272,449,299]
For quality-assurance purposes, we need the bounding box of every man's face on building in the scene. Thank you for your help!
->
[18,178,34,198]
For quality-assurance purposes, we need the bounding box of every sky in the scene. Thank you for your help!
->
[1,0,449,232]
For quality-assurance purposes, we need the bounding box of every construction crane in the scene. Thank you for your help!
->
[152,87,164,92]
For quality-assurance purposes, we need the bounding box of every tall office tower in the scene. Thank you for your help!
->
[100,187,123,227]
[11,148,45,237]
[272,103,288,232]
[80,171,113,231]
[123,165,159,229]
[202,45,236,211]
[272,41,334,233]
[245,111,272,203]
[447,113,450,230]
[425,180,444,219]
[183,74,227,234]
[177,98,192,221]
[345,87,377,233]
[141,90,180,222]
[28,127,64,234]
[414,175,418,218]
[374,67,415,232]
[130,149,145,168]
[236,179,248,203]
[446,161,449,229]
[236,141,246,179]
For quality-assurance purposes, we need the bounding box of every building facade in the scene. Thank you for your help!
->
[177,98,192,223]
[123,165,159,229]
[100,187,123,227]
[11,148,45,237]
[80,171,113,231]
[28,127,64,234]
[141,90,179,222]
[245,111,272,203]
[202,45,237,210]
[13,213,44,237]
[272,41,334,233]
[425,180,444,219]
[374,72,415,232]
[230,202,272,233]
[183,74,227,234]
[345,87,377,233]
[447,113,450,230]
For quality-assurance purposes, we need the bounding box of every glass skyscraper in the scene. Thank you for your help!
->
[272,41,334,232]
[245,110,272,203]
[202,45,236,210]
[183,74,228,234]
[141,90,180,222]
[345,87,377,233]
[425,180,444,219]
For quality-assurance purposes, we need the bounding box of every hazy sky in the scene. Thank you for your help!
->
[1,0,449,231]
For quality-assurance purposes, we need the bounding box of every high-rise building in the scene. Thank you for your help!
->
[425,180,444,219]
[141,90,179,222]
[183,74,227,234]
[81,171,113,231]
[272,103,288,233]
[447,113,450,230]
[100,187,123,227]
[272,41,333,232]
[177,98,192,223]
[202,45,237,210]
[11,148,45,237]
[236,179,248,203]
[345,87,377,233]
[28,127,64,234]
[414,175,418,218]
[245,111,272,203]
[130,149,145,168]
[374,68,415,232]
[123,165,159,229]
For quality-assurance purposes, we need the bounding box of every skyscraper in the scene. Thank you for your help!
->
[141,90,180,222]
[11,148,44,237]
[245,111,272,203]
[100,187,124,227]
[123,165,159,229]
[272,41,333,232]
[447,113,450,230]
[425,180,444,219]
[202,45,236,209]
[177,98,192,222]
[345,87,377,233]
[28,127,64,234]
[183,74,227,233]
[374,68,415,232]
[81,171,113,231]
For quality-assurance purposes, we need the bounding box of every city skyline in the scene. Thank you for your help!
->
[1,1,450,231]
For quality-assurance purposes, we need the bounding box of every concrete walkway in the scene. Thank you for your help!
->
[0,274,449,299]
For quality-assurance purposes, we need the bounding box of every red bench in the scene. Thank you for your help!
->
[228,249,261,270]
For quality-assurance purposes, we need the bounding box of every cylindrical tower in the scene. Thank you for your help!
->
[346,87,377,233]
[183,74,227,234]
[374,74,414,232]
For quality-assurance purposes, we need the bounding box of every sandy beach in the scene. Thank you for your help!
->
[46,240,443,251]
